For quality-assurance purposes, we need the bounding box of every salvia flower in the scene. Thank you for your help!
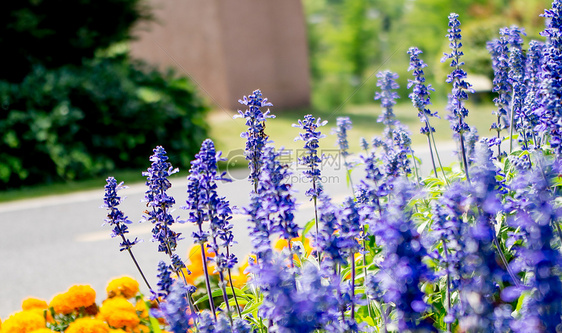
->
[537,0,562,154]
[155,261,174,300]
[103,177,138,251]
[159,280,193,333]
[315,192,346,267]
[333,116,352,158]
[257,146,299,243]
[508,160,562,331]
[184,139,231,248]
[374,178,433,331]
[407,46,438,135]
[524,40,544,147]
[442,13,473,180]
[293,114,327,199]
[442,13,473,135]
[487,35,511,138]
[256,257,339,332]
[142,146,181,255]
[374,70,400,139]
[234,89,275,190]
[456,218,510,332]
[509,46,528,147]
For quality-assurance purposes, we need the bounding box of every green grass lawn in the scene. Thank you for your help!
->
[0,100,497,203]
[210,100,497,156]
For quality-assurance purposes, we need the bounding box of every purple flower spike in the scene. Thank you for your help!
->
[234,89,275,190]
[374,70,400,138]
[142,146,181,255]
[103,177,139,251]
[407,46,438,136]
[537,0,562,155]
[293,114,328,199]
[333,116,353,158]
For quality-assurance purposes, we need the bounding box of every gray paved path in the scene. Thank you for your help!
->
[0,142,458,318]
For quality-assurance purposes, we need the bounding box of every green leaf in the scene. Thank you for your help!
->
[302,218,316,242]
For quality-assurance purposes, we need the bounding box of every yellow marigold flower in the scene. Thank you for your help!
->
[2,311,45,333]
[66,317,109,333]
[134,301,149,320]
[49,293,73,315]
[29,329,54,333]
[67,285,96,310]
[229,254,254,288]
[183,244,217,285]
[274,236,312,256]
[99,298,139,330]
[109,329,127,333]
[21,299,47,311]
[132,324,150,333]
[106,277,139,299]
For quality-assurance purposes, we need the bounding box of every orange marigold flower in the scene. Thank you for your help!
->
[132,324,150,333]
[106,277,139,299]
[49,293,74,315]
[274,236,312,255]
[229,254,254,288]
[99,297,139,330]
[66,317,109,333]
[2,310,46,333]
[183,244,217,285]
[21,298,48,311]
[29,329,54,333]
[109,329,127,333]
[67,285,96,310]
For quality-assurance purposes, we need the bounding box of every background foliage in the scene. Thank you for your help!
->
[0,0,208,189]
[305,0,551,109]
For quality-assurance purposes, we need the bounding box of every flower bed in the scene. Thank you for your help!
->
[4,1,562,332]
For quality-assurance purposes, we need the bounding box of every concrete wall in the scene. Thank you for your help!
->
[130,0,311,110]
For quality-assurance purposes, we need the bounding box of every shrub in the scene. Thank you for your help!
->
[0,55,208,189]
[0,0,151,82]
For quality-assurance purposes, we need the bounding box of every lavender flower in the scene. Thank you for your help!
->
[142,146,181,255]
[234,89,275,191]
[184,139,231,249]
[374,70,400,139]
[103,177,138,251]
[431,182,468,324]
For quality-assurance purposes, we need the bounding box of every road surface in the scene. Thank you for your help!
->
[0,142,458,318]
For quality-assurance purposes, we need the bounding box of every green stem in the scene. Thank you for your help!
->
[226,247,242,317]
[199,242,217,321]
[429,129,450,185]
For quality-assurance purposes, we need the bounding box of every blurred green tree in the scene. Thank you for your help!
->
[0,0,209,189]
[0,0,151,82]
[305,0,551,108]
